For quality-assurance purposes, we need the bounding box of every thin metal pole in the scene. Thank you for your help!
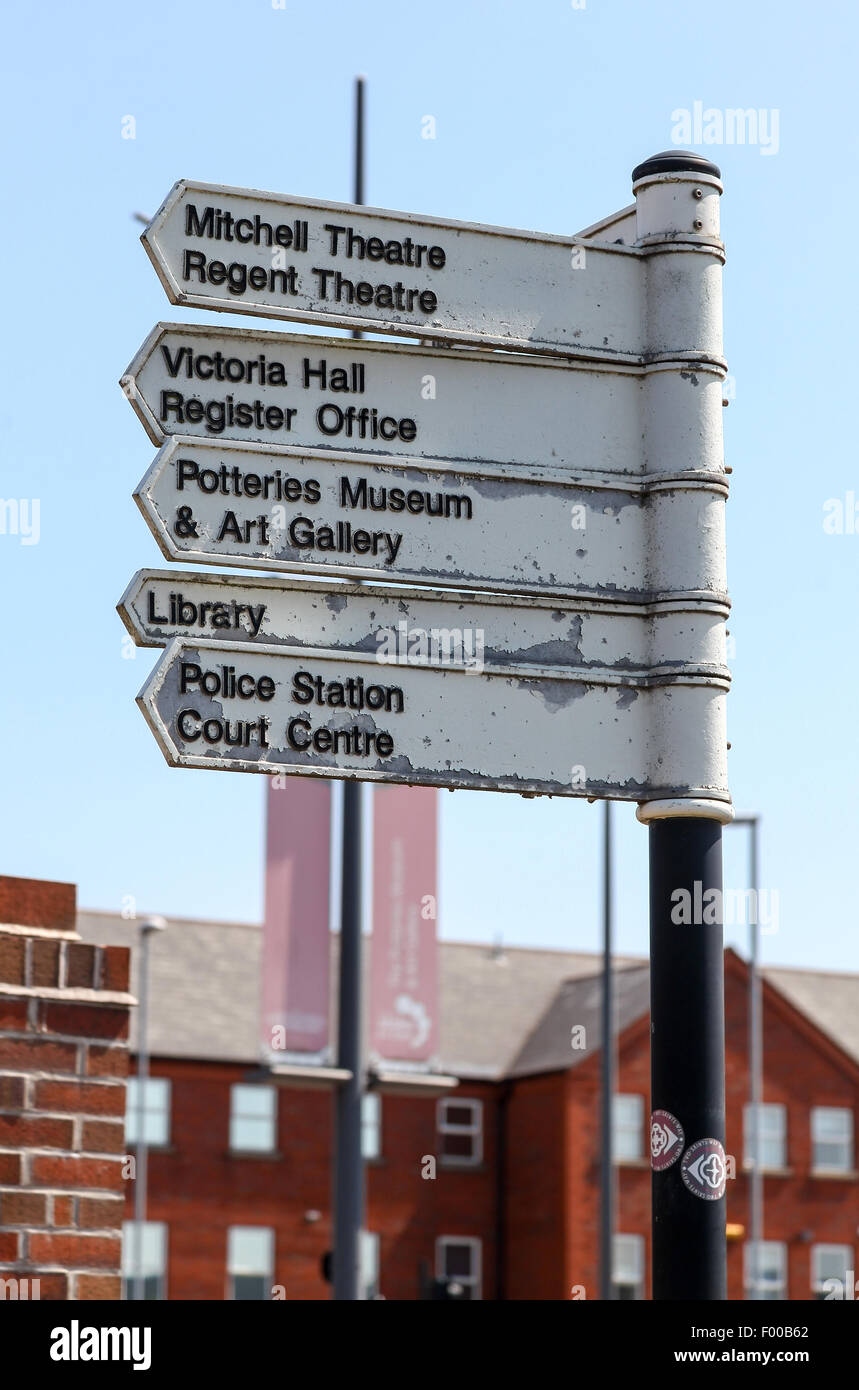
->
[132,928,151,1301]
[332,74,367,1303]
[599,801,614,1300]
[649,818,727,1300]
[353,76,365,207]
[333,779,364,1300]
[748,819,763,1298]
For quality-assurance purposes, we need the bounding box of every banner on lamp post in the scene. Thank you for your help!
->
[261,775,331,1059]
[370,785,439,1065]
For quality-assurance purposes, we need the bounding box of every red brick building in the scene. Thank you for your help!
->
[66,906,859,1302]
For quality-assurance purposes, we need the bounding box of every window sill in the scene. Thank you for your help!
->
[615,1157,649,1168]
[741,1165,793,1178]
[126,1142,174,1154]
[225,1149,282,1160]
[809,1168,859,1182]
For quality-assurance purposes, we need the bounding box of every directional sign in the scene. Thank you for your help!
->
[119,569,730,675]
[132,438,729,603]
[142,180,644,361]
[121,323,645,473]
[137,639,731,805]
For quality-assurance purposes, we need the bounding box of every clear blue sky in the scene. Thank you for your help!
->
[0,0,855,974]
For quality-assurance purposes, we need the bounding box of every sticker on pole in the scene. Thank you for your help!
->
[680,1138,728,1201]
[650,1110,684,1171]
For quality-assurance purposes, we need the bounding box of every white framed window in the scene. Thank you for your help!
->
[227,1226,274,1301]
[612,1233,645,1300]
[743,1103,786,1170]
[435,1236,481,1299]
[229,1084,276,1153]
[744,1241,787,1300]
[121,1220,167,1301]
[811,1244,853,1300]
[360,1230,380,1300]
[125,1077,171,1147]
[362,1093,381,1160]
[438,1097,483,1166]
[612,1094,644,1161]
[811,1107,853,1174]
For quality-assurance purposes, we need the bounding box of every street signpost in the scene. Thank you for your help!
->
[132,437,729,602]
[137,636,729,804]
[120,147,733,1301]
[141,178,645,361]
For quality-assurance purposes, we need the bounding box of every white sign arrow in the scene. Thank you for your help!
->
[141,179,644,361]
[137,638,731,805]
[119,568,729,681]
[131,438,730,604]
[121,322,644,473]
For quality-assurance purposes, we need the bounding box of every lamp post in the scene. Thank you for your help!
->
[332,73,367,1304]
[132,915,167,1301]
[730,816,762,1299]
[599,801,614,1301]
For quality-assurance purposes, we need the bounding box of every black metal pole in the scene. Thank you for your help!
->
[333,777,364,1300]
[353,76,365,207]
[649,817,726,1300]
[332,74,367,1303]
[599,801,614,1300]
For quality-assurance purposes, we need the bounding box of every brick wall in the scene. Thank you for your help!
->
[0,876,133,1300]
[724,952,859,1300]
[504,1071,567,1299]
[137,1061,499,1300]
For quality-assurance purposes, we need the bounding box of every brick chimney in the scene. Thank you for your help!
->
[0,876,133,1300]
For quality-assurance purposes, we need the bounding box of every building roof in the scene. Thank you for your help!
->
[77,910,263,1066]
[765,965,859,1072]
[509,964,651,1078]
[438,940,642,1078]
[75,910,859,1081]
[75,909,643,1077]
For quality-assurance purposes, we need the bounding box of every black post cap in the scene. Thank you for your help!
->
[632,150,721,183]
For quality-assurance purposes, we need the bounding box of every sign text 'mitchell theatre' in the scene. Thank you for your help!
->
[182,202,446,314]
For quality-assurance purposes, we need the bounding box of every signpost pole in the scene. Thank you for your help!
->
[599,801,614,1301]
[647,816,726,1299]
[332,74,367,1303]
[632,149,731,1300]
[333,773,364,1300]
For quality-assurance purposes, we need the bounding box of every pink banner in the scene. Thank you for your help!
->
[371,785,439,1063]
[262,777,331,1056]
